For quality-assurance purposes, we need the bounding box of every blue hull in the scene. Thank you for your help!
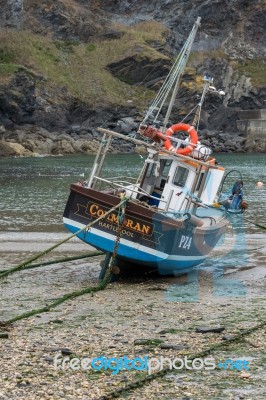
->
[65,220,208,274]
[63,186,228,275]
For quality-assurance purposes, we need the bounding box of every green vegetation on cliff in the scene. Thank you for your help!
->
[237,59,266,87]
[0,21,168,107]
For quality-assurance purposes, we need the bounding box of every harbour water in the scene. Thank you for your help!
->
[0,153,265,280]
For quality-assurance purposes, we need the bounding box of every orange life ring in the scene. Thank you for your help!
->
[164,123,198,155]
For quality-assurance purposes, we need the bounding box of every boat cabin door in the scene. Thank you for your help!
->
[159,161,195,211]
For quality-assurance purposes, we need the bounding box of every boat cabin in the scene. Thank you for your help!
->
[134,149,225,213]
[84,130,225,215]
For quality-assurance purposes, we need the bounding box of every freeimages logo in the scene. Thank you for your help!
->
[54,355,250,374]
[54,355,223,375]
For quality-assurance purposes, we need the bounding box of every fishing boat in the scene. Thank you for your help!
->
[63,17,245,277]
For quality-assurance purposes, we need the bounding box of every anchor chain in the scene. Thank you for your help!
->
[104,195,128,279]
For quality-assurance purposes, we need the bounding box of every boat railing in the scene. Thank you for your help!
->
[92,175,168,204]
[168,136,193,146]
[112,180,139,187]
[97,128,219,169]
[108,175,138,182]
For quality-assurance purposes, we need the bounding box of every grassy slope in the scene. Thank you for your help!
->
[0,18,264,110]
[0,21,169,107]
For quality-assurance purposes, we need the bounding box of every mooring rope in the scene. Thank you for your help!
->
[0,271,111,326]
[0,198,128,327]
[0,199,127,280]
[97,320,266,400]
[0,251,103,276]
[243,217,266,230]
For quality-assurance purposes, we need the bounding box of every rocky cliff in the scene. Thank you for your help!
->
[0,0,265,156]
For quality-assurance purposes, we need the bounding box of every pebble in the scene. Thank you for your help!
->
[222,334,235,341]
[64,386,73,391]
[160,343,188,350]
[195,326,225,333]
[61,348,74,355]
[241,372,251,379]
[50,319,64,324]
[43,356,54,362]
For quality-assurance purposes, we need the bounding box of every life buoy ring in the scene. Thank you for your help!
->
[164,123,198,155]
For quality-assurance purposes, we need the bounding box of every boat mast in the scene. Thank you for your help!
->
[191,74,213,128]
[141,17,201,130]
[163,17,201,131]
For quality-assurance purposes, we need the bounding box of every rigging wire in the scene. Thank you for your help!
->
[141,21,200,127]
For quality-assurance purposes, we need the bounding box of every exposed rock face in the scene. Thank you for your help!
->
[0,0,265,156]
[107,54,172,89]
[21,0,112,41]
[0,0,23,28]
[0,71,35,125]
[98,0,266,57]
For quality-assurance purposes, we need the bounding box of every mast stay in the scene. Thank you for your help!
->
[141,17,201,132]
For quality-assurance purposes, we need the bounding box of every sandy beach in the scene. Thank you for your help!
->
[0,231,265,400]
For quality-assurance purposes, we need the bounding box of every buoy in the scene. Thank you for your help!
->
[257,181,263,188]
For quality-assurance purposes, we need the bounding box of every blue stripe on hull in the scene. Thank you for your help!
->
[64,223,206,272]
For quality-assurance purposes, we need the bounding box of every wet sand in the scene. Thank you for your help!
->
[0,232,265,400]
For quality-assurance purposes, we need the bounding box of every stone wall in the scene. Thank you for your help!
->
[237,109,266,152]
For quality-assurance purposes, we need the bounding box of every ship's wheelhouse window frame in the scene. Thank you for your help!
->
[195,172,205,192]
[172,166,189,188]
[161,159,172,177]
[145,162,155,178]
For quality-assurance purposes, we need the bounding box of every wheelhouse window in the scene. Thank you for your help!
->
[173,167,189,187]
